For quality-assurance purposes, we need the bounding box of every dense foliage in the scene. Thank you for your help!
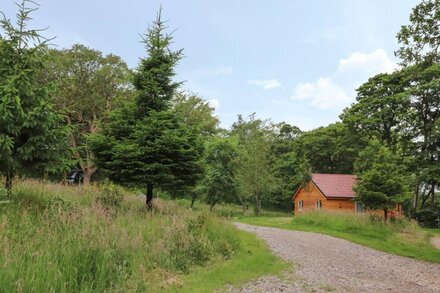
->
[0,1,70,195]
[354,141,410,220]
[41,44,132,184]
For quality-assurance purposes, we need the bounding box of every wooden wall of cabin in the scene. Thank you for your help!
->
[293,181,356,214]
[293,181,326,213]
[325,198,355,211]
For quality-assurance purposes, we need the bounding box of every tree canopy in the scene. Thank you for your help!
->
[41,44,132,184]
[354,140,410,221]
[396,0,440,65]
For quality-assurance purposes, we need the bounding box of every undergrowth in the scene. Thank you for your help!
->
[0,180,244,292]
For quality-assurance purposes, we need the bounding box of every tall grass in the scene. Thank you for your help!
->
[175,198,290,218]
[0,180,242,292]
[240,211,440,263]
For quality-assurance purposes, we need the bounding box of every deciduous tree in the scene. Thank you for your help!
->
[201,137,237,211]
[232,114,278,216]
[405,63,440,208]
[295,123,362,174]
[172,92,219,136]
[354,140,410,221]
[396,0,440,65]
[41,44,132,184]
[341,71,410,149]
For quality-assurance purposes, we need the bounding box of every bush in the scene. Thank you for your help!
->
[0,186,7,199]
[96,183,124,208]
[413,208,440,228]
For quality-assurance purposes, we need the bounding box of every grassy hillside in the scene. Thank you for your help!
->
[239,212,440,263]
[0,180,286,292]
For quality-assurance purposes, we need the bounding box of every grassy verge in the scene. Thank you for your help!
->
[0,180,286,292]
[165,230,288,293]
[238,212,440,263]
[424,227,440,235]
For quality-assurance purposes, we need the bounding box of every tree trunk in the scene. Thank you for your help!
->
[421,193,429,209]
[239,197,247,212]
[210,202,216,212]
[82,167,97,186]
[413,180,420,210]
[385,127,392,148]
[190,196,196,209]
[255,194,261,216]
[146,183,153,210]
[5,171,12,198]
[430,181,436,207]
[384,208,388,222]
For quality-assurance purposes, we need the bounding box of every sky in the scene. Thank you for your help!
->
[1,0,420,130]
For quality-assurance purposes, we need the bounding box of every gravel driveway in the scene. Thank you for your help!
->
[231,223,440,293]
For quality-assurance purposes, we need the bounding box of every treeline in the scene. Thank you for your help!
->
[1,1,440,221]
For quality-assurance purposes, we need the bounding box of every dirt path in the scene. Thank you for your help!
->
[231,223,440,293]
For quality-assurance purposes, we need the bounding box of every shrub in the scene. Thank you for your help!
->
[96,183,124,208]
[0,186,7,199]
[413,208,440,228]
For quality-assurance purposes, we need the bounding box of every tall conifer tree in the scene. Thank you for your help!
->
[0,1,71,196]
[91,10,203,208]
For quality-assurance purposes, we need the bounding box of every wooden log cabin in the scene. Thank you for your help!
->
[293,173,358,213]
[292,173,402,215]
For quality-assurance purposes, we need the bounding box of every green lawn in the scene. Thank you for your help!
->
[238,212,440,263]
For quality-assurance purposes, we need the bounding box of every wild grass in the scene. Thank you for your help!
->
[175,198,290,218]
[239,211,440,263]
[0,180,285,292]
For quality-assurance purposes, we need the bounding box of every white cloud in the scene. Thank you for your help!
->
[292,78,350,109]
[208,98,220,109]
[248,79,282,90]
[291,49,398,109]
[337,49,397,75]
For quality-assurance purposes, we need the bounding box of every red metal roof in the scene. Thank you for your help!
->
[311,173,356,198]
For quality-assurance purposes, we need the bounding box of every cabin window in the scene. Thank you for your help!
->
[298,200,303,211]
[316,200,322,210]
[355,201,363,213]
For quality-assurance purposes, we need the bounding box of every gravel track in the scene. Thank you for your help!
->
[432,237,440,249]
[230,223,440,293]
